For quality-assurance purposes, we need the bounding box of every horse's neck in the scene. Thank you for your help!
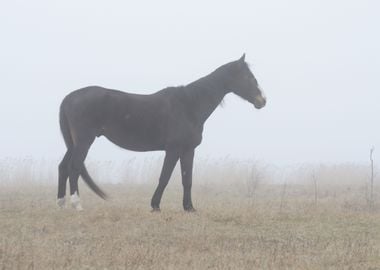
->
[185,72,229,124]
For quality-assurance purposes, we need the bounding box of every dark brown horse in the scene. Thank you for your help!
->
[57,54,266,211]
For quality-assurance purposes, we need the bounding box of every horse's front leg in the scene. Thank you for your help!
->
[180,148,195,212]
[151,150,179,211]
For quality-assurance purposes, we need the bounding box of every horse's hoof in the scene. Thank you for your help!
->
[71,192,83,211]
[56,197,66,209]
[151,207,161,213]
[184,207,196,212]
[73,203,84,211]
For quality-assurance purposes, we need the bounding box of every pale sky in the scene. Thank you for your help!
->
[0,0,379,166]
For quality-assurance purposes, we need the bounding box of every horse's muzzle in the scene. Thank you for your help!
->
[253,95,266,109]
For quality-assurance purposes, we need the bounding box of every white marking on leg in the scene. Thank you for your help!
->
[57,197,66,209]
[71,192,83,211]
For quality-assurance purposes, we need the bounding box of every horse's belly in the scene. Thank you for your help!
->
[102,126,165,152]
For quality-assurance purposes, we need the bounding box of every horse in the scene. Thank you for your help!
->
[56,54,266,211]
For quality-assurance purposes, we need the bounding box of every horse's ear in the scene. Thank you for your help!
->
[239,53,246,62]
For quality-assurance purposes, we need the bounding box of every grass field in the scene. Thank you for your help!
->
[0,160,380,269]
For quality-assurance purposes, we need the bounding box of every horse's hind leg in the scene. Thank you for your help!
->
[57,149,72,208]
[68,135,95,211]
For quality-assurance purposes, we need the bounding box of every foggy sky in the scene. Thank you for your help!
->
[0,0,379,166]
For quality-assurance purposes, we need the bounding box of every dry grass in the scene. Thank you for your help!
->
[1,179,380,270]
[1,158,380,269]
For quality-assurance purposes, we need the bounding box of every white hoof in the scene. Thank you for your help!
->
[57,197,66,208]
[73,203,84,211]
[71,192,84,211]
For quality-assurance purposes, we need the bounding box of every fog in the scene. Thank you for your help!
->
[0,0,379,166]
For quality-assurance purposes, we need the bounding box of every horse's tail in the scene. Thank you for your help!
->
[59,102,107,200]
[81,165,107,199]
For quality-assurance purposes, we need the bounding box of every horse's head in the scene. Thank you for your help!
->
[226,54,266,109]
